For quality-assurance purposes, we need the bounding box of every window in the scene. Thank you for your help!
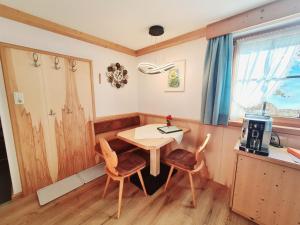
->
[230,27,300,120]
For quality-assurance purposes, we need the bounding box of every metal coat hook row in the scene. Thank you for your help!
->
[54,57,61,70]
[32,53,41,67]
[71,60,77,72]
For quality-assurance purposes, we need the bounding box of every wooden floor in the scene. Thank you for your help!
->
[0,172,255,225]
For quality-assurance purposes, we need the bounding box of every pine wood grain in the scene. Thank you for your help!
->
[0,173,255,225]
[1,46,96,194]
[0,47,52,194]
[232,154,300,225]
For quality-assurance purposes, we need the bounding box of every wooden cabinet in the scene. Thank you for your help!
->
[231,148,300,225]
[0,45,97,195]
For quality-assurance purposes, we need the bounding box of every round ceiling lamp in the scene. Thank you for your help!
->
[137,25,175,75]
[149,25,164,36]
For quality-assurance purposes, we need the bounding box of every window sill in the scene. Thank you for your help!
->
[228,119,300,136]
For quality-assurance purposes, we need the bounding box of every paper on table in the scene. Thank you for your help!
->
[134,124,184,144]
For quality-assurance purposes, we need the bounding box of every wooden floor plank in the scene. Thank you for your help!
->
[0,171,255,225]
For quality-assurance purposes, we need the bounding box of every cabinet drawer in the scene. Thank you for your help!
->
[232,155,300,225]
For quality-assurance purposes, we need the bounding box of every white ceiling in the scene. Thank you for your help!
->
[0,0,274,49]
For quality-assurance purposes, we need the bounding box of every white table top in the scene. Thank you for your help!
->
[117,124,190,151]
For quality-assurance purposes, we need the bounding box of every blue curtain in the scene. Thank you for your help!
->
[201,34,233,125]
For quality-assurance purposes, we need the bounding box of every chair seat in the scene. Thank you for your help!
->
[95,138,137,156]
[117,152,146,176]
[165,149,196,171]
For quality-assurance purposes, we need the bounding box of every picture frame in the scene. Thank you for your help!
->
[164,60,186,92]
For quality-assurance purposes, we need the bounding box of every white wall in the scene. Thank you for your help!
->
[137,39,207,120]
[0,17,139,194]
[0,18,139,117]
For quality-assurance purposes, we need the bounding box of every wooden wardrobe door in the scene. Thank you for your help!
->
[55,59,96,179]
[40,55,67,182]
[72,60,96,168]
[0,47,52,194]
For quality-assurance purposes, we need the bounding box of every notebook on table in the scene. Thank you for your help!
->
[157,126,182,134]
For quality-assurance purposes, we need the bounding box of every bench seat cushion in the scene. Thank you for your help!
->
[95,138,137,156]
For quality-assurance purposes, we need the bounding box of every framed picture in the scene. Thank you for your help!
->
[165,60,185,92]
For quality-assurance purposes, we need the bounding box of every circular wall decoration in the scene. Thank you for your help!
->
[106,63,128,88]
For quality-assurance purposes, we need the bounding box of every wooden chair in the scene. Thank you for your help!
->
[100,138,147,218]
[164,134,211,207]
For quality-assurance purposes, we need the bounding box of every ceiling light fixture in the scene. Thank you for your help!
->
[137,25,175,75]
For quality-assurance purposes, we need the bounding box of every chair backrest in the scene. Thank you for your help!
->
[99,138,119,176]
[194,134,211,170]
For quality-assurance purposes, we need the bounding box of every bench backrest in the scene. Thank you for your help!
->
[94,116,140,135]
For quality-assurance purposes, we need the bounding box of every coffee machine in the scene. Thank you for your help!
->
[239,114,272,156]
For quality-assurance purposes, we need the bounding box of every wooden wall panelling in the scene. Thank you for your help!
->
[0,47,52,194]
[217,126,241,187]
[93,112,300,191]
[200,125,225,184]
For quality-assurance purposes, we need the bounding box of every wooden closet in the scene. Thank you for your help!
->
[0,44,97,195]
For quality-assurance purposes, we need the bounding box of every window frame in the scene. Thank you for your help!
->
[230,34,300,128]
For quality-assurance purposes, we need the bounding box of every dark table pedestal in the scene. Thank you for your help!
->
[130,163,177,195]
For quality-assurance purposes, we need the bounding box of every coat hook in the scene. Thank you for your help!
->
[71,59,77,72]
[66,107,73,114]
[32,53,41,67]
[54,56,61,70]
[48,109,56,116]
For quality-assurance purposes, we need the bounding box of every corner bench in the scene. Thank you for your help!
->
[94,115,141,157]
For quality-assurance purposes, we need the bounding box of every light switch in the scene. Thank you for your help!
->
[13,91,24,105]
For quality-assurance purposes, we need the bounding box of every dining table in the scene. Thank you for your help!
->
[117,124,190,177]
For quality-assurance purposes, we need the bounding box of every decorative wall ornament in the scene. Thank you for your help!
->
[137,62,175,75]
[165,60,186,92]
[137,25,175,75]
[106,63,128,88]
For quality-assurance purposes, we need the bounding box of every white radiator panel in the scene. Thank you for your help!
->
[37,163,105,205]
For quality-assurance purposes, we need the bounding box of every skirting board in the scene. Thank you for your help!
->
[37,163,105,206]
